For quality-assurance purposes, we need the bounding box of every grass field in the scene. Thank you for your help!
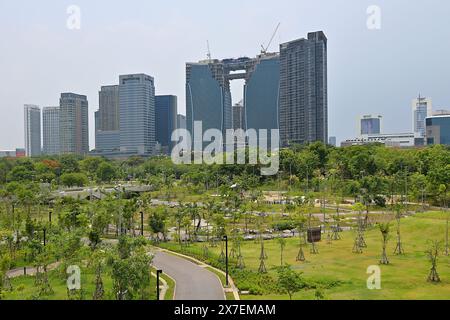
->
[3,266,158,300]
[159,212,450,300]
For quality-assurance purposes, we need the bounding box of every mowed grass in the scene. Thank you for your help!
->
[4,267,157,300]
[172,213,450,300]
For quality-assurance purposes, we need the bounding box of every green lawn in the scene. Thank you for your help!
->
[159,213,450,300]
[3,267,158,300]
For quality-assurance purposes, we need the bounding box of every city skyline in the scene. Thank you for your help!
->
[2,1,450,150]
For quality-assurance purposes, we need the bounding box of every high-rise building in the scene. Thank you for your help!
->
[24,104,41,157]
[186,54,280,144]
[155,95,177,154]
[59,93,89,155]
[244,54,280,132]
[186,60,232,145]
[279,31,328,147]
[177,114,186,130]
[99,85,119,131]
[232,101,246,131]
[95,85,120,154]
[119,74,155,156]
[426,115,450,145]
[412,95,432,138]
[42,106,60,155]
[328,136,336,147]
[360,115,382,135]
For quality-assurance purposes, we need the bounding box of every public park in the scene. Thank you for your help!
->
[0,143,449,300]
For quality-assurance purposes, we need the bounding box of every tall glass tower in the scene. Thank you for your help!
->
[155,95,177,154]
[24,104,41,157]
[186,61,232,145]
[42,106,60,155]
[119,74,155,156]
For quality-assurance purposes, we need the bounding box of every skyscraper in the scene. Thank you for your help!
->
[177,114,186,130]
[412,95,432,138]
[95,85,120,153]
[42,106,60,155]
[155,95,177,154]
[24,104,41,157]
[59,93,89,155]
[186,60,232,144]
[360,115,382,135]
[244,54,280,132]
[119,74,155,156]
[279,31,328,146]
[186,54,280,144]
[99,85,119,131]
[232,101,246,131]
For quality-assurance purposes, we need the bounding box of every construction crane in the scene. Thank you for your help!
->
[261,22,281,54]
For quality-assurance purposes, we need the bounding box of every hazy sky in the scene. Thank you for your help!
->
[1,0,450,149]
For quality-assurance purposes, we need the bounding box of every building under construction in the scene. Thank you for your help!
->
[186,31,328,148]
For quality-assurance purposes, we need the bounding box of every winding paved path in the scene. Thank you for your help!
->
[152,251,225,300]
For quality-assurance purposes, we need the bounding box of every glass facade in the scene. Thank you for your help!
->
[119,74,155,156]
[426,116,450,145]
[24,104,41,157]
[42,106,60,155]
[244,56,280,132]
[361,117,381,135]
[186,63,230,144]
[155,95,177,154]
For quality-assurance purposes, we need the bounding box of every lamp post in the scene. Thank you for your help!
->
[223,235,229,287]
[141,211,144,236]
[48,211,52,224]
[156,269,163,300]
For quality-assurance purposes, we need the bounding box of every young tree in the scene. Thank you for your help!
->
[393,204,404,255]
[352,203,366,254]
[277,237,287,266]
[276,265,304,300]
[426,240,441,283]
[379,223,390,265]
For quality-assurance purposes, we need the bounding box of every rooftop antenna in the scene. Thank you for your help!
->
[207,40,212,62]
[261,22,281,54]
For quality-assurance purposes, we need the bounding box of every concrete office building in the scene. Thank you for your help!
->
[426,115,450,145]
[24,104,41,157]
[412,95,432,138]
[155,95,177,154]
[95,85,120,154]
[119,74,156,156]
[341,132,416,148]
[59,93,89,155]
[99,85,119,131]
[279,31,328,147]
[42,106,60,155]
